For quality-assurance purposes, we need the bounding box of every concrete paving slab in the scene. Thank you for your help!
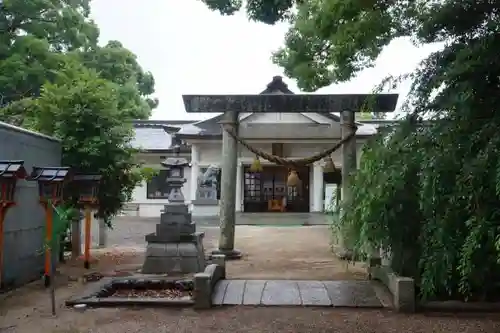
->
[261,280,301,306]
[297,281,332,306]
[212,279,384,308]
[324,281,382,308]
[243,280,267,305]
[223,280,246,305]
[212,280,229,305]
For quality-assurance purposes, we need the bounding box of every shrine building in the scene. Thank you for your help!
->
[128,76,398,217]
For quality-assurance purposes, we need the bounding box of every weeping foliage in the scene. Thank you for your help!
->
[340,36,500,300]
[342,110,500,301]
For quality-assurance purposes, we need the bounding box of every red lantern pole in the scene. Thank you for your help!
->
[43,201,53,287]
[83,205,91,269]
[73,173,102,269]
[0,168,25,289]
[29,166,70,288]
[0,202,11,288]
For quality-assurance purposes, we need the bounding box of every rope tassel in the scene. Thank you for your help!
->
[249,155,263,172]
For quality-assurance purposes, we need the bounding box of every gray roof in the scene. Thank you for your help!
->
[131,127,173,150]
[131,120,198,152]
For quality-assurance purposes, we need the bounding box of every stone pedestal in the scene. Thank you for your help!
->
[142,211,206,273]
[142,152,206,274]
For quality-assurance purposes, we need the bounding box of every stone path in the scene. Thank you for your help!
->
[212,280,384,307]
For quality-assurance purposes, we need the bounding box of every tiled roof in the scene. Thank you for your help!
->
[130,120,198,151]
[131,127,173,150]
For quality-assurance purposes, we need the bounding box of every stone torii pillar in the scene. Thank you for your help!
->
[211,110,242,259]
[338,110,381,264]
[338,110,357,259]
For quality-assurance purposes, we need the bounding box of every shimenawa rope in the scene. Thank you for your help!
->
[223,123,358,168]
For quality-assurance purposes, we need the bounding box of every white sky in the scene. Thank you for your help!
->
[90,0,442,121]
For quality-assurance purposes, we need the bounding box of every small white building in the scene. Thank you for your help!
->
[129,77,392,217]
[129,120,195,217]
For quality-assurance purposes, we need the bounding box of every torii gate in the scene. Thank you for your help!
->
[183,77,398,260]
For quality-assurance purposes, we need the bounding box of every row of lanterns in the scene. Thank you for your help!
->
[249,155,339,187]
[0,160,102,288]
[0,161,101,204]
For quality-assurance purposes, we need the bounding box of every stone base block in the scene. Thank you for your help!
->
[155,221,196,237]
[163,204,189,214]
[210,248,242,260]
[160,212,191,224]
[145,230,203,243]
[142,239,206,275]
[371,264,415,312]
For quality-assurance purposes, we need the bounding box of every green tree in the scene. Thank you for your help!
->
[0,0,157,124]
[200,0,298,25]
[0,0,157,224]
[77,41,158,119]
[27,61,142,222]
[0,0,99,112]
[204,0,500,301]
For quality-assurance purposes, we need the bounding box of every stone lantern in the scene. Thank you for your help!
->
[142,145,206,274]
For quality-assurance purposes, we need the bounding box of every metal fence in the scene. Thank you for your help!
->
[0,121,61,290]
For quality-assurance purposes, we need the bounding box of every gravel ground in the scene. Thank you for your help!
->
[1,251,498,333]
[2,305,500,333]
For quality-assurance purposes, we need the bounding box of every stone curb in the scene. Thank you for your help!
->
[193,255,226,309]
[68,296,194,308]
[369,264,415,313]
[66,276,195,308]
[370,263,500,313]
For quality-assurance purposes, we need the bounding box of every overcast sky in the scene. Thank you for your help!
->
[90,0,441,121]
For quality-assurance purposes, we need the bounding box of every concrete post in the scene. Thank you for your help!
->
[312,162,324,212]
[211,111,241,259]
[71,219,81,258]
[338,110,357,259]
[235,161,242,212]
[98,218,107,248]
[190,144,200,203]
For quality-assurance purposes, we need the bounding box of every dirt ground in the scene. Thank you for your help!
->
[95,225,367,280]
[3,226,495,333]
[222,226,367,280]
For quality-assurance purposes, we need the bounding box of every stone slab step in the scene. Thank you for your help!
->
[211,279,384,307]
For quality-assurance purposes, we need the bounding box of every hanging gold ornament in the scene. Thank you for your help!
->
[249,155,263,172]
[287,170,300,186]
[323,156,337,173]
